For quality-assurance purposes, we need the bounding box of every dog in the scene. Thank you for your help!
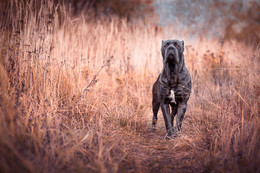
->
[152,39,191,139]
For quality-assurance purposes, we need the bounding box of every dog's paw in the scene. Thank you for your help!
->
[164,133,176,140]
[164,129,176,140]
[151,126,156,132]
[172,127,182,137]
[152,119,157,127]
[164,134,172,140]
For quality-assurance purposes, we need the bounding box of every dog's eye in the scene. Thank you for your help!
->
[174,43,180,49]
[164,43,170,48]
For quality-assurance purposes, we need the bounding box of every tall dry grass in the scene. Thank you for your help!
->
[0,0,259,172]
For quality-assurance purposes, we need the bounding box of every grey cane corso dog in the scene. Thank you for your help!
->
[152,39,191,139]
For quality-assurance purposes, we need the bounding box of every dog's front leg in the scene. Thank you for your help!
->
[161,103,174,136]
[175,102,187,133]
[170,104,177,127]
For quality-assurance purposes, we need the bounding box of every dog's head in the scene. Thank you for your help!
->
[161,39,184,65]
[161,39,185,84]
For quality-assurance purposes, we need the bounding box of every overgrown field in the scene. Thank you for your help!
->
[0,1,259,172]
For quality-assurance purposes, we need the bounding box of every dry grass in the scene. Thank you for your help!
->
[0,0,259,172]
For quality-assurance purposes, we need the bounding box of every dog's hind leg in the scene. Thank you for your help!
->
[152,99,160,127]
[152,77,160,128]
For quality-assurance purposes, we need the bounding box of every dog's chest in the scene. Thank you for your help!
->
[167,89,176,104]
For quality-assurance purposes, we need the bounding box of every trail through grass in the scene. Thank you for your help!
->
[0,1,259,172]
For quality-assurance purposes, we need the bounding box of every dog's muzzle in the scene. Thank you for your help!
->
[165,47,179,64]
[166,54,178,64]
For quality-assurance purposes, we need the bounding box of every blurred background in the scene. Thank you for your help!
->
[1,0,259,45]
[0,0,259,172]
[61,0,260,45]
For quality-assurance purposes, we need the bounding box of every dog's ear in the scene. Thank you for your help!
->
[161,40,165,59]
[181,40,184,52]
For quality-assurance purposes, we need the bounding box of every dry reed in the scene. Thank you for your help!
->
[0,0,259,172]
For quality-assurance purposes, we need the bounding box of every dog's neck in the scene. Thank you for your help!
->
[160,55,185,87]
[161,67,178,87]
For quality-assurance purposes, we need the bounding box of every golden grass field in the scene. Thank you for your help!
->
[0,1,259,172]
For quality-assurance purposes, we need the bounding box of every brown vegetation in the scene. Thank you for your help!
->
[0,0,259,172]
[63,0,154,20]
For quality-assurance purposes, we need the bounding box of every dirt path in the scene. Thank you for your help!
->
[119,113,199,173]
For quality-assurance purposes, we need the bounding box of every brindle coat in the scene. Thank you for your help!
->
[152,39,192,139]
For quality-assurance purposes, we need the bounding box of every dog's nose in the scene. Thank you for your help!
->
[168,46,174,50]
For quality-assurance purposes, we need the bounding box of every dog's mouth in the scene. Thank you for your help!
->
[166,54,179,74]
[166,54,178,64]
